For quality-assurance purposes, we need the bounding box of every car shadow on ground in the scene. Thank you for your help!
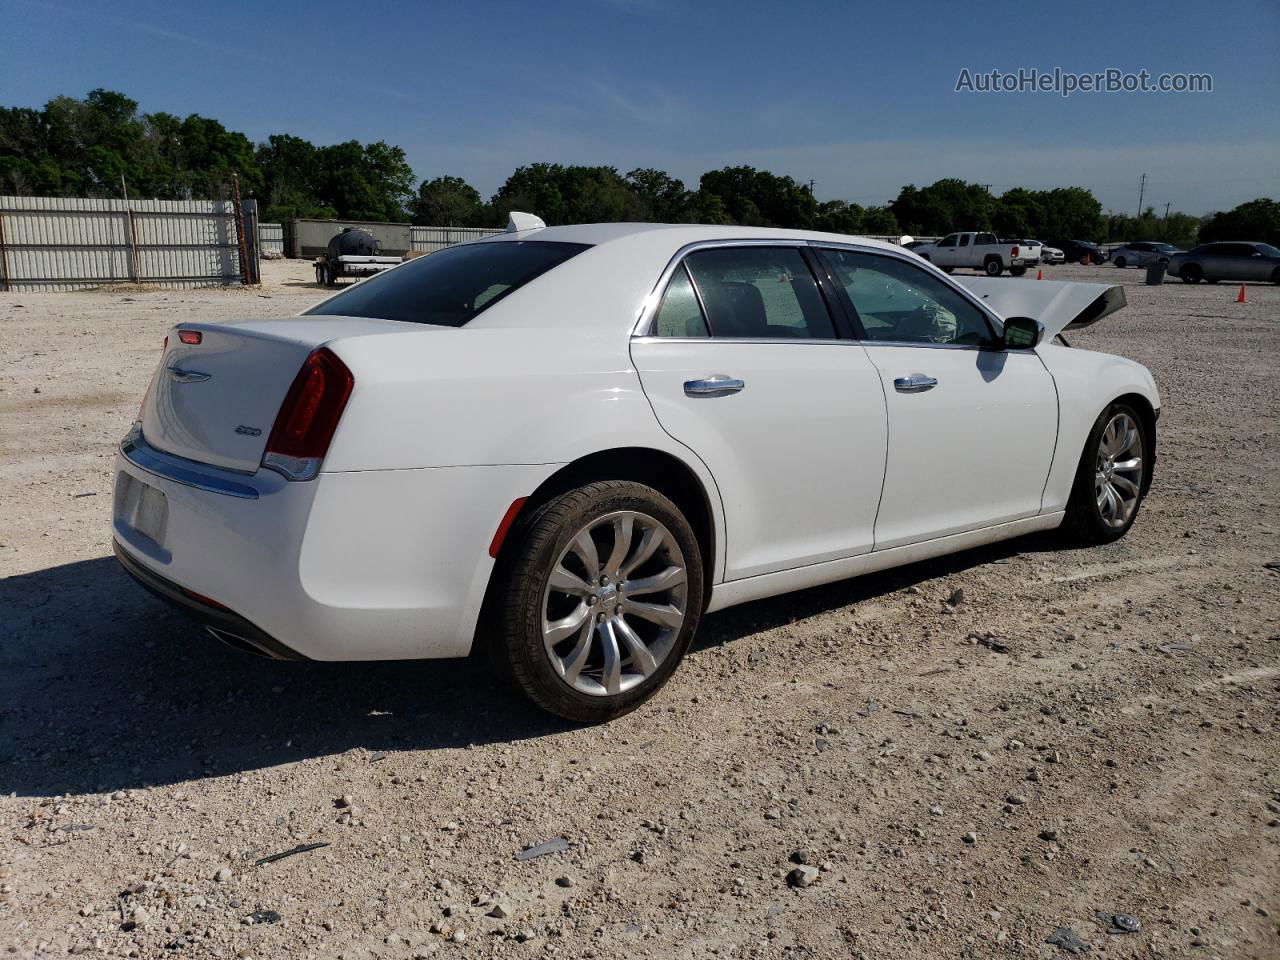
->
[0,533,1073,797]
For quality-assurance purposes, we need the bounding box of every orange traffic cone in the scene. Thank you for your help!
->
[1236,284,1247,303]
[1036,268,1043,280]
[1083,254,1091,265]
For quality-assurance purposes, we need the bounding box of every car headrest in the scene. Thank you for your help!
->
[702,280,767,337]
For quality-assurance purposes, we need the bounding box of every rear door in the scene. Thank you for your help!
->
[630,243,887,581]
[815,246,1058,550]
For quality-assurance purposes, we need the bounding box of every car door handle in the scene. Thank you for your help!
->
[684,376,745,397]
[893,374,938,393]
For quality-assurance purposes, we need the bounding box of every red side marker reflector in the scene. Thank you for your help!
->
[489,497,529,558]
[178,330,202,345]
[182,586,228,610]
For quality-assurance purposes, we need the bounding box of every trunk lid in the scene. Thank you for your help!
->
[140,316,414,472]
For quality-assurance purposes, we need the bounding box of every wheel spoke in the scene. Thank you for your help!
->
[1119,426,1139,456]
[548,564,593,598]
[619,527,667,579]
[622,564,686,597]
[544,603,591,647]
[560,618,595,683]
[1113,456,1142,473]
[622,599,684,629]
[603,514,634,579]
[598,618,623,695]
[571,530,601,581]
[1112,474,1140,498]
[1109,483,1129,522]
[613,615,658,677]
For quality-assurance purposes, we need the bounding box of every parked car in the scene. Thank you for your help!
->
[113,219,1159,722]
[1054,240,1108,265]
[1035,242,1065,265]
[914,231,1041,276]
[1110,242,1181,269]
[1167,241,1280,284]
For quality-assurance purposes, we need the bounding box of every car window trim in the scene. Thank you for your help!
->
[809,242,1005,349]
[633,239,846,342]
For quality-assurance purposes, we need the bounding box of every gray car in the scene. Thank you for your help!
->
[1110,242,1180,269]
[1167,242,1280,284]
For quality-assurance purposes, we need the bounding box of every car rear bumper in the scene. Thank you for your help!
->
[113,435,555,661]
[113,539,307,660]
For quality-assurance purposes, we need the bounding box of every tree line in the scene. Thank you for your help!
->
[2,89,1275,247]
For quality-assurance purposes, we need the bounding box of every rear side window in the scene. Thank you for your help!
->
[653,264,710,338]
[306,240,590,327]
[677,247,835,339]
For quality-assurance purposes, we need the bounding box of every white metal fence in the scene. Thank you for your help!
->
[411,225,502,254]
[258,221,284,257]
[249,225,933,261]
[0,196,251,292]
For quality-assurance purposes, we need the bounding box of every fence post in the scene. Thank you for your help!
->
[231,175,250,285]
[0,207,10,292]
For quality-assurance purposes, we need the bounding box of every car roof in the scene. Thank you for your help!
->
[470,221,907,254]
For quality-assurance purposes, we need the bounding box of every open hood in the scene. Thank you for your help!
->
[954,278,1127,339]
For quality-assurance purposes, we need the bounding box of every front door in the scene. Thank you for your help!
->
[630,244,888,581]
[816,246,1059,550]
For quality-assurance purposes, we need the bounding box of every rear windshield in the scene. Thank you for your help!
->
[306,240,590,327]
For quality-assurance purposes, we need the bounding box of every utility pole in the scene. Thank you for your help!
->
[1163,202,1171,221]
[1136,173,1146,219]
[807,179,815,195]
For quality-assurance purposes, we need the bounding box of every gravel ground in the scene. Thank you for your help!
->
[1,260,1278,960]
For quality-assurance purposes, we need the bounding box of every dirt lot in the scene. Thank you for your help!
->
[1,259,1278,960]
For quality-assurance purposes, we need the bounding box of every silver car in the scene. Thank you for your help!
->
[1167,242,1280,284]
[1110,242,1180,269]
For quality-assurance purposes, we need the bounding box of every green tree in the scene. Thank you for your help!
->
[410,175,484,225]
[491,164,646,225]
[890,179,996,235]
[698,165,817,227]
[1198,198,1280,245]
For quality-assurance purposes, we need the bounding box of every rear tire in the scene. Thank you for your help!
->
[1061,401,1150,545]
[493,480,704,723]
[984,258,1003,277]
[1009,266,1027,277]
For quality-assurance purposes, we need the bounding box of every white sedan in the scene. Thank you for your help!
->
[113,218,1159,722]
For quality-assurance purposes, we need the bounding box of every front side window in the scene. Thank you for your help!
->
[675,246,836,339]
[938,234,958,247]
[306,240,590,327]
[819,248,997,347]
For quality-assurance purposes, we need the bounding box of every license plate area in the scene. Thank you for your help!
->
[114,472,169,549]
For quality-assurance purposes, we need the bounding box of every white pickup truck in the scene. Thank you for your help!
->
[913,232,1041,276]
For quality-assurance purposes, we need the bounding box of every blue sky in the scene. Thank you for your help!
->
[3,0,1277,214]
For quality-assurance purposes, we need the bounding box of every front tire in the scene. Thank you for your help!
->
[1062,402,1150,544]
[1113,256,1126,269]
[494,481,704,723]
[1181,264,1202,283]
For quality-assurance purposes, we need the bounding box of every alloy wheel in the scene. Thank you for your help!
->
[1095,412,1144,529]
[541,511,688,697]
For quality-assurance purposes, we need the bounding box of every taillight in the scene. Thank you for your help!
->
[178,330,202,345]
[261,348,354,481]
[1012,245,1020,257]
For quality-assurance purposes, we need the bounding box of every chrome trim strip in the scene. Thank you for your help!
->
[120,430,260,500]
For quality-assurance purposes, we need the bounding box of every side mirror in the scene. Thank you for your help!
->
[1002,316,1044,350]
